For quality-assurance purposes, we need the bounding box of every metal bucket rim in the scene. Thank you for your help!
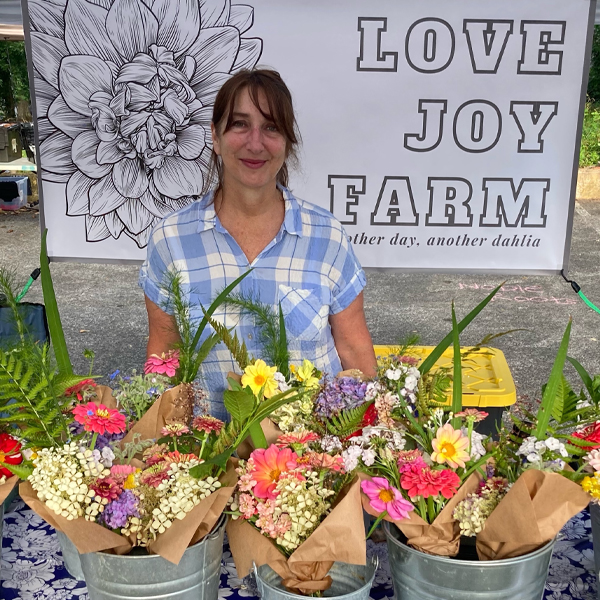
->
[90,512,227,560]
[383,521,556,567]
[254,557,378,599]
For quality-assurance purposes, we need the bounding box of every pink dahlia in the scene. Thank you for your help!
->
[72,402,126,435]
[361,477,414,521]
[401,465,461,499]
[250,445,299,499]
[144,351,180,377]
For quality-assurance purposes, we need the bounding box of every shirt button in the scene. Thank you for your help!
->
[248,333,253,340]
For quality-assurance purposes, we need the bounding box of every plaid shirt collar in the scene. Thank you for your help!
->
[196,185,304,238]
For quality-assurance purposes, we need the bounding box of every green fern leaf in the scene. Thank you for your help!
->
[326,402,372,437]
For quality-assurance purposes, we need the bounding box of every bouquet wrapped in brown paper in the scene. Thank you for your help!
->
[228,455,366,596]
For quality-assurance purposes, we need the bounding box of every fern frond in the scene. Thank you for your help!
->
[206,316,251,370]
[326,402,372,438]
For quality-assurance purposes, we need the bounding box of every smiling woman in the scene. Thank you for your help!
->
[139,69,377,420]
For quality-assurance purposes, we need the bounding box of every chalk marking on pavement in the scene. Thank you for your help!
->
[575,201,600,237]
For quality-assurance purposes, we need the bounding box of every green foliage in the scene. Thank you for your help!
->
[325,401,373,438]
[4,461,33,479]
[579,102,600,167]
[224,293,290,372]
[112,433,156,465]
[419,284,502,375]
[112,371,171,422]
[450,302,462,427]
[588,26,600,103]
[548,375,579,424]
[0,267,27,345]
[0,345,87,448]
[533,319,572,439]
[41,230,73,376]
[206,317,250,370]
[223,381,255,424]
[163,269,250,383]
[0,41,29,121]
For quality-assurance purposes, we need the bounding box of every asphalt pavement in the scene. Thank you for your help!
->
[1,201,600,406]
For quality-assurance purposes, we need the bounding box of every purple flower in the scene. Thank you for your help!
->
[314,377,369,418]
[102,490,139,529]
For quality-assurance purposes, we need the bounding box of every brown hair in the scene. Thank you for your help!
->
[201,69,301,195]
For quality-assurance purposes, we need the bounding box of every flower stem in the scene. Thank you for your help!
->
[366,511,387,539]
[418,497,427,520]
[198,433,208,460]
[173,437,178,452]
[427,495,436,523]
[90,432,98,451]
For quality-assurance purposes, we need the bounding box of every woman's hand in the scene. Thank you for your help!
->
[329,292,377,377]
[145,296,182,359]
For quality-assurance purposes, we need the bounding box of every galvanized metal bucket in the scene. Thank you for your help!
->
[254,557,378,600]
[384,522,555,600]
[589,503,600,599]
[0,503,4,563]
[79,514,226,600]
[56,530,85,581]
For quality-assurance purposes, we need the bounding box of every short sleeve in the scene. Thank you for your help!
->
[138,224,175,314]
[328,227,366,314]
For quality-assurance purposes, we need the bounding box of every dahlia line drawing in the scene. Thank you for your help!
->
[28,0,263,247]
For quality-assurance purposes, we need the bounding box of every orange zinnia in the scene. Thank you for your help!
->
[250,445,300,499]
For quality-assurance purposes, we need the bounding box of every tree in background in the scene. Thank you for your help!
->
[0,41,29,122]
[588,26,600,102]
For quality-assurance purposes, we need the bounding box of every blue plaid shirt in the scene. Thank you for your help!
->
[139,186,366,420]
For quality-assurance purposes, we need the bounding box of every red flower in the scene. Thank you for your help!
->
[90,477,121,501]
[72,402,127,435]
[400,465,461,499]
[0,433,22,478]
[573,422,600,448]
[65,379,97,401]
[347,403,378,440]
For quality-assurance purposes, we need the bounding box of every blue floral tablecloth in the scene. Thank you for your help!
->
[1,498,597,600]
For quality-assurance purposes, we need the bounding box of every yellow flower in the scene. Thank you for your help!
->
[241,359,278,398]
[296,359,320,389]
[431,423,471,469]
[582,474,600,499]
[124,473,137,489]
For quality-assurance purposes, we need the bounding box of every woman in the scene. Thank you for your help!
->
[140,69,376,420]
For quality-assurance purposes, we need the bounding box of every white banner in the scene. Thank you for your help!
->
[24,0,594,271]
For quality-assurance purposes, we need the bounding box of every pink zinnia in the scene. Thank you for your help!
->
[90,477,121,501]
[455,408,489,423]
[140,463,171,488]
[361,477,414,521]
[144,351,180,377]
[164,451,198,463]
[276,430,320,447]
[306,452,345,472]
[110,464,138,483]
[401,465,461,499]
[161,423,190,437]
[192,416,224,435]
[397,450,427,474]
[250,445,300,499]
[72,402,126,435]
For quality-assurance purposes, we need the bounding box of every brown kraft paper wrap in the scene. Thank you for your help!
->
[476,469,591,561]
[19,460,237,564]
[227,477,366,595]
[0,476,20,505]
[360,472,482,557]
[121,383,191,445]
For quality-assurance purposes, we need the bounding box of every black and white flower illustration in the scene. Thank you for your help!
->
[28,0,262,247]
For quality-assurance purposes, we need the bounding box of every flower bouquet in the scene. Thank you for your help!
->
[227,434,366,596]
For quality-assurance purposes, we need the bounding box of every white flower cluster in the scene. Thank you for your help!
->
[271,396,315,433]
[274,372,290,392]
[461,428,487,461]
[517,436,569,470]
[341,427,406,471]
[384,365,420,403]
[29,443,109,521]
[320,435,342,452]
[0,474,6,486]
[148,460,221,537]
[276,472,334,551]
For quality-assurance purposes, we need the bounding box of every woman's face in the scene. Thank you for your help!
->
[212,87,287,195]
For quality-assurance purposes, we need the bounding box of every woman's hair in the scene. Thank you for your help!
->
[201,69,301,195]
